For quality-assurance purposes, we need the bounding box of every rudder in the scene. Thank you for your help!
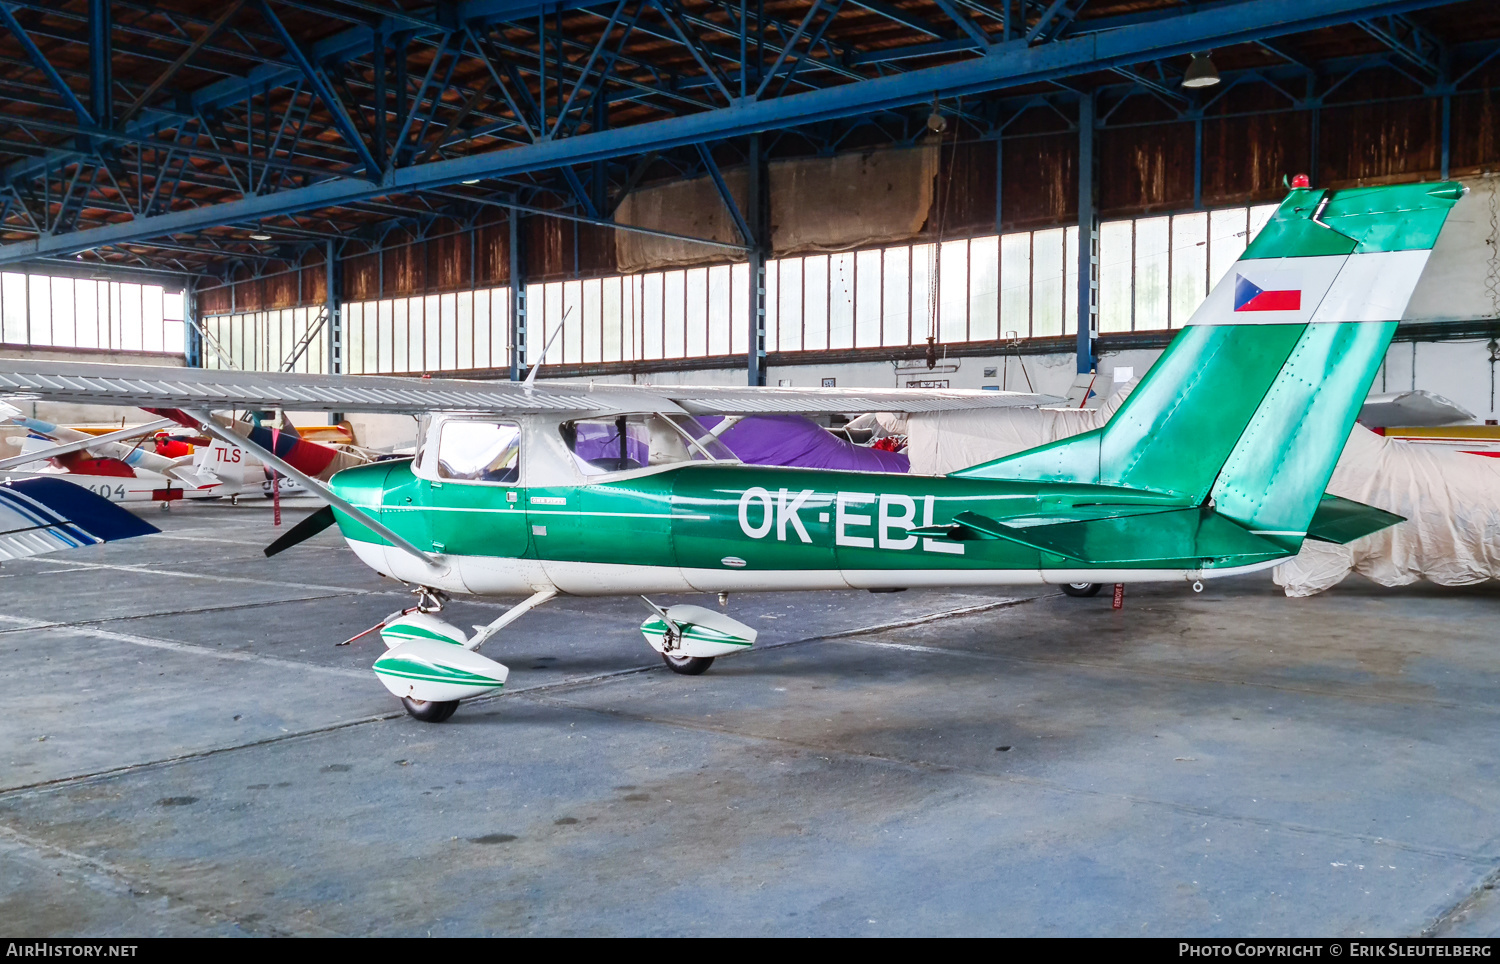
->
[953,180,1463,551]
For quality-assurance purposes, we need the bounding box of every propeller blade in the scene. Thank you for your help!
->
[264,504,336,557]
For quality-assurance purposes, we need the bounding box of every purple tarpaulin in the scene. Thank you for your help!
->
[704,414,909,473]
[573,422,650,468]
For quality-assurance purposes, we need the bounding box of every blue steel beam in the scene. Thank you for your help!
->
[694,142,752,244]
[4,0,852,196]
[650,0,735,104]
[1027,0,1086,44]
[842,0,955,39]
[0,0,1462,265]
[772,0,849,97]
[255,0,383,178]
[0,2,93,124]
[427,188,749,250]
[1359,14,1443,75]
[755,0,829,99]
[117,1,248,127]
[929,0,991,47]
[550,0,628,138]
[23,0,870,160]
[87,0,110,127]
[0,0,525,186]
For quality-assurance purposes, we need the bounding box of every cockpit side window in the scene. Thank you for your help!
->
[559,413,735,477]
[433,420,521,484]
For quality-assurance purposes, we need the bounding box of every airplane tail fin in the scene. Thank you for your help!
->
[953,180,1463,548]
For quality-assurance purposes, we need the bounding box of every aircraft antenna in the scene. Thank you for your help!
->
[523,306,575,392]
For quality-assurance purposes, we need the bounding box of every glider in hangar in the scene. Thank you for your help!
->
[0,180,1457,723]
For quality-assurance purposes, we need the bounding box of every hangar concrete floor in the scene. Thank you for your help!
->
[3,497,1500,937]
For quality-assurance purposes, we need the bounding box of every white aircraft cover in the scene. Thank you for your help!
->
[0,360,1059,417]
[892,380,1139,476]
[886,376,1499,598]
[1273,424,1500,596]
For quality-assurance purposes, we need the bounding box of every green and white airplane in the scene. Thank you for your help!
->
[0,179,1459,723]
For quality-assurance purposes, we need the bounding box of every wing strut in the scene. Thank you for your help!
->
[184,409,448,575]
[465,588,556,651]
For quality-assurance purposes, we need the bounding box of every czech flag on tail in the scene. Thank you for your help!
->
[1234,274,1301,312]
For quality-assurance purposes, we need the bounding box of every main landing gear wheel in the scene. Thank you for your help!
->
[402,697,460,722]
[661,653,714,675]
[1061,582,1103,597]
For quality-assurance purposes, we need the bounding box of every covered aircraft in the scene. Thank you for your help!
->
[0,179,1459,724]
[0,406,366,506]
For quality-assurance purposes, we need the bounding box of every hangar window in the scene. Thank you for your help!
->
[0,272,184,357]
[560,414,735,476]
[200,203,1283,374]
[430,420,521,484]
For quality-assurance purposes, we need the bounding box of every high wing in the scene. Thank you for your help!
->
[643,383,1062,415]
[0,359,1059,416]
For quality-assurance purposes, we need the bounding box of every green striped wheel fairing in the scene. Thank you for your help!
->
[380,624,465,646]
[372,655,504,687]
[641,617,753,646]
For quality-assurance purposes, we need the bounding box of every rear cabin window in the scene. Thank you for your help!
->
[434,420,521,483]
[560,414,734,476]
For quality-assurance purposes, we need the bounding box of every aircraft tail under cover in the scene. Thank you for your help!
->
[952,180,1463,551]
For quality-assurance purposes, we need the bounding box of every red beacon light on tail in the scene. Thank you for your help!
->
[1290,173,1311,188]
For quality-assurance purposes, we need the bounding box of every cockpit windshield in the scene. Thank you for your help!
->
[559,412,736,476]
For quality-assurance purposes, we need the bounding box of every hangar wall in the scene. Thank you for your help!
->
[161,76,1500,447]
[561,176,1500,427]
[198,73,1500,319]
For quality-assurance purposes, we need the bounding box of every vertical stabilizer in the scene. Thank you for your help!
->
[1205,182,1461,544]
[953,181,1464,546]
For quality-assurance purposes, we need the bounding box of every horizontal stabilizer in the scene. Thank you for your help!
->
[1306,494,1405,544]
[0,477,158,561]
[911,509,1149,562]
[917,506,1290,567]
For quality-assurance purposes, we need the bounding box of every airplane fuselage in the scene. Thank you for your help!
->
[327,458,1291,598]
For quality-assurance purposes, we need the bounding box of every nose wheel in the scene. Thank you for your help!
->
[661,653,714,675]
[1061,582,1102,597]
